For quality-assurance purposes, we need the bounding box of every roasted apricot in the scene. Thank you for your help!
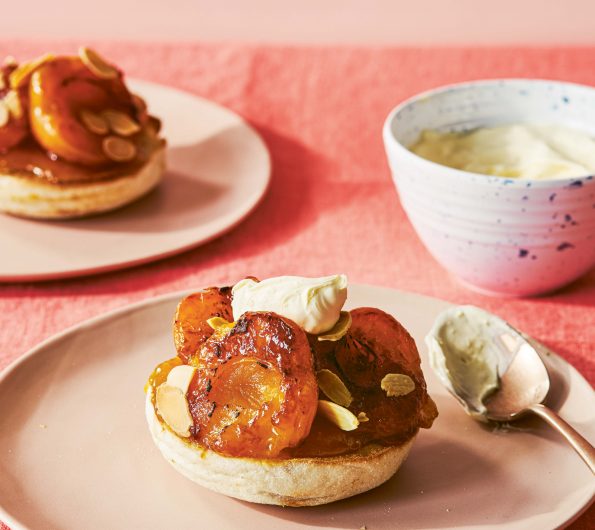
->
[29,56,139,165]
[309,307,438,448]
[173,287,233,362]
[185,312,318,458]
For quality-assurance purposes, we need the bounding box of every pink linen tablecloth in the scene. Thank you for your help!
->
[0,41,593,529]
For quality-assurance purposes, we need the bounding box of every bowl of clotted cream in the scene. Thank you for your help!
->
[383,79,595,297]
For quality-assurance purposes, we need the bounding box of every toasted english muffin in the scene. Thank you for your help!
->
[145,388,416,507]
[0,144,165,219]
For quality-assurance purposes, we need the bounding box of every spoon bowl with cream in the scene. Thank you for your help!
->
[427,305,595,473]
[383,79,595,297]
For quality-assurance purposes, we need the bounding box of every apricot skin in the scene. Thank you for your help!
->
[186,312,318,458]
[309,307,438,447]
[173,287,233,363]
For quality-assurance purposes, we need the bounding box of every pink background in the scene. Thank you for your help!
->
[1,12,595,529]
[5,0,595,44]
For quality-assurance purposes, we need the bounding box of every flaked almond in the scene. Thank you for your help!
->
[318,311,352,342]
[380,373,415,397]
[206,317,237,341]
[102,136,136,162]
[103,109,141,136]
[131,93,147,113]
[357,411,370,423]
[9,53,53,89]
[80,109,109,135]
[3,91,22,119]
[0,102,9,128]
[3,56,16,66]
[79,47,118,79]
[317,399,359,431]
[156,384,194,437]
[317,368,352,407]
[146,115,162,134]
[206,316,235,331]
[166,365,197,394]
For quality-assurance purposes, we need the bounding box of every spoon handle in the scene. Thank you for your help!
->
[529,403,595,474]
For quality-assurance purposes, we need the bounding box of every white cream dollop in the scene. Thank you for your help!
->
[231,275,348,334]
[410,124,595,180]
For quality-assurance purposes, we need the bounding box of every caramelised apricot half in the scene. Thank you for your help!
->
[338,308,438,436]
[29,57,115,165]
[181,312,318,458]
[302,307,438,454]
[173,287,233,362]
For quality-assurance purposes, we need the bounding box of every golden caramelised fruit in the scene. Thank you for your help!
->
[173,287,233,362]
[29,56,142,166]
[184,312,319,458]
[298,307,438,456]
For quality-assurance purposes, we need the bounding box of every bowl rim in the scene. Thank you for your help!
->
[383,78,595,189]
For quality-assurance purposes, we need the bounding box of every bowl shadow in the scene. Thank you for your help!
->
[539,269,595,308]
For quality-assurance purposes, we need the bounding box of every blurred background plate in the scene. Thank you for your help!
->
[0,80,270,282]
[0,285,592,529]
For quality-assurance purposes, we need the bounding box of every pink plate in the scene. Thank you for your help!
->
[0,285,593,529]
[0,80,270,282]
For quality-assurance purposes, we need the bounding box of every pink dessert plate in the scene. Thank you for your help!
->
[0,285,593,530]
[0,80,271,282]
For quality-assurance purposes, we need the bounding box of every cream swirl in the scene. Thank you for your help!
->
[231,275,347,334]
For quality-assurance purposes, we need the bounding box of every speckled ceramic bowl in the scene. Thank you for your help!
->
[383,79,595,297]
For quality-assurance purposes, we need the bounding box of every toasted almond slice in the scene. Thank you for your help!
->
[146,116,162,134]
[317,311,352,341]
[80,109,109,135]
[166,365,197,394]
[357,411,370,423]
[79,47,118,79]
[206,316,235,331]
[317,399,359,431]
[380,373,416,397]
[9,53,53,89]
[156,384,194,437]
[102,109,141,137]
[3,56,16,66]
[0,102,9,128]
[3,91,22,119]
[206,317,237,341]
[317,369,353,407]
[131,93,147,113]
[102,136,136,162]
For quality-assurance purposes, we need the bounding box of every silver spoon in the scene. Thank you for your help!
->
[427,305,595,474]
[484,339,595,473]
